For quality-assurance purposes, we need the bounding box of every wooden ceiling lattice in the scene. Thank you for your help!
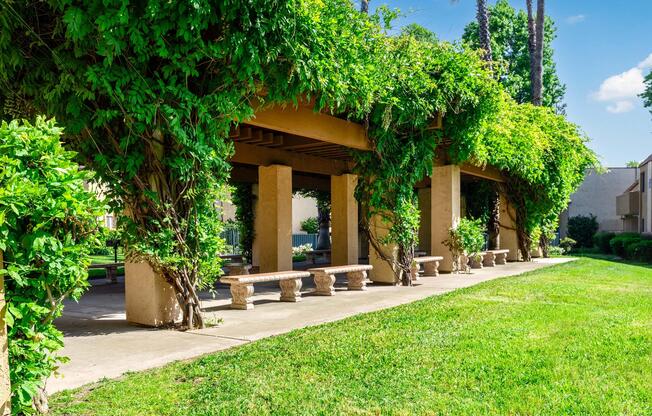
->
[230,124,352,161]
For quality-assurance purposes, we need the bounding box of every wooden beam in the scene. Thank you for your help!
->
[459,163,504,182]
[245,104,370,151]
[231,142,355,176]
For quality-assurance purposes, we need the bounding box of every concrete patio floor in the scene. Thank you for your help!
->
[48,257,573,394]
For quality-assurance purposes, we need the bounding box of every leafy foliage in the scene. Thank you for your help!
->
[300,217,319,235]
[0,118,103,414]
[231,183,255,264]
[443,218,486,274]
[567,214,599,248]
[641,70,652,116]
[462,0,566,113]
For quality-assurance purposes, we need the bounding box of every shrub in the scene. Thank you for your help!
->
[547,246,565,256]
[443,218,486,273]
[567,214,599,248]
[0,118,104,413]
[559,237,577,253]
[610,233,641,258]
[300,217,319,234]
[629,240,652,262]
[593,231,615,254]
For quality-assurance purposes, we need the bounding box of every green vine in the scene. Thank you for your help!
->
[231,183,255,264]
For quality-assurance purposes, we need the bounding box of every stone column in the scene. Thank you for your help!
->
[368,214,399,284]
[499,193,521,261]
[125,262,181,327]
[431,164,461,272]
[257,165,292,273]
[1,252,11,416]
[417,187,432,254]
[331,174,358,266]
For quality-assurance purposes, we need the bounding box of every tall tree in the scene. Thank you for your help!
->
[360,0,369,14]
[641,70,652,117]
[526,0,545,106]
[462,0,566,112]
[476,0,493,65]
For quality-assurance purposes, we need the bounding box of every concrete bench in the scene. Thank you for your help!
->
[220,270,310,310]
[88,262,124,283]
[305,249,331,264]
[410,256,443,280]
[307,264,373,295]
[482,249,510,267]
[220,254,243,263]
[469,252,487,269]
[225,262,252,276]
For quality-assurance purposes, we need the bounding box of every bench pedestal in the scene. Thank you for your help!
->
[495,252,507,265]
[314,272,336,296]
[483,252,496,267]
[423,261,440,277]
[469,253,485,269]
[347,271,368,291]
[279,278,303,302]
[230,284,255,310]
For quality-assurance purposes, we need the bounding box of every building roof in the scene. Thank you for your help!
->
[623,179,639,193]
[640,153,652,167]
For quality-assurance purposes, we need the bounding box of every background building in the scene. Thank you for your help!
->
[559,167,639,237]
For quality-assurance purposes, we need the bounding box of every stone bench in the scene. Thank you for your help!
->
[482,249,510,267]
[220,270,310,310]
[469,252,488,269]
[225,262,252,276]
[88,262,124,283]
[307,264,373,295]
[305,249,331,264]
[410,256,443,280]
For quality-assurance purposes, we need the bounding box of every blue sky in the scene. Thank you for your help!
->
[369,0,652,167]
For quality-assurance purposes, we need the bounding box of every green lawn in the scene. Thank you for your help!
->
[52,258,652,415]
[87,251,125,279]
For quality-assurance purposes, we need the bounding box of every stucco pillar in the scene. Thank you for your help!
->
[331,174,358,266]
[431,164,461,272]
[417,187,432,253]
[257,165,292,273]
[368,214,399,284]
[125,262,181,327]
[499,193,521,261]
[0,252,10,416]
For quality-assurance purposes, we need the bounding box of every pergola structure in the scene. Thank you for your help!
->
[123,100,520,326]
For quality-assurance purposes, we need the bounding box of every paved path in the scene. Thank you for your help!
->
[48,258,573,394]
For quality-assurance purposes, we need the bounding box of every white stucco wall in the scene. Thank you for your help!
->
[559,167,638,237]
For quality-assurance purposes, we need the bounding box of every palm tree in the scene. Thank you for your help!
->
[526,0,545,106]
[476,0,493,65]
[360,0,369,14]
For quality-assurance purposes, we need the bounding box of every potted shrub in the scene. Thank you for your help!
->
[443,218,486,274]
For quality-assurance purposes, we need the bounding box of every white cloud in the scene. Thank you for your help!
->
[566,14,586,24]
[606,100,634,114]
[591,53,652,114]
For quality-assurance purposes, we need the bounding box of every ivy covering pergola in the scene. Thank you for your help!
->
[0,0,595,324]
[0,2,596,410]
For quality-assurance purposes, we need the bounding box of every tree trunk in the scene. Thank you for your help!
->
[360,0,369,14]
[526,0,544,106]
[316,206,331,250]
[476,0,493,66]
[487,193,500,250]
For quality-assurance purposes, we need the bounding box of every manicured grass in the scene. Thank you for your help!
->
[87,252,125,279]
[51,258,652,415]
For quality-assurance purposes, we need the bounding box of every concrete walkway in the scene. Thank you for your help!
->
[48,258,573,394]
